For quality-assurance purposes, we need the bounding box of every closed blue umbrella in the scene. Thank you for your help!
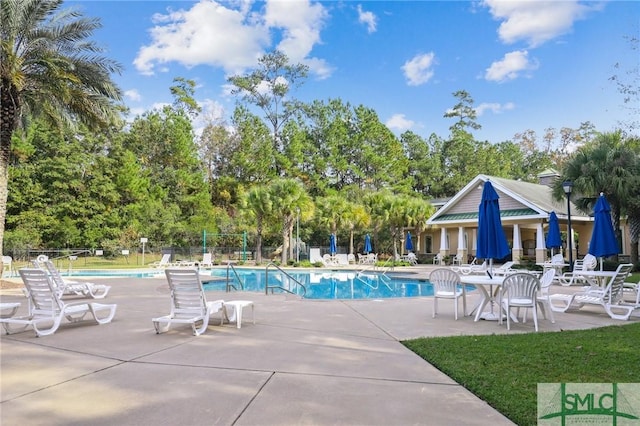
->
[364,234,372,254]
[476,180,510,272]
[588,193,619,269]
[545,211,562,255]
[329,233,337,255]
[405,232,414,252]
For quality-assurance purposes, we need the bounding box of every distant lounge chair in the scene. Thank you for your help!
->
[150,253,173,268]
[152,269,225,336]
[492,261,516,276]
[1,268,117,337]
[459,260,487,275]
[199,253,214,268]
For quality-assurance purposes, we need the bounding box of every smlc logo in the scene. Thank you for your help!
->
[538,383,640,425]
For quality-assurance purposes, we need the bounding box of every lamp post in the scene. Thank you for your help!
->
[562,181,574,271]
[296,207,300,262]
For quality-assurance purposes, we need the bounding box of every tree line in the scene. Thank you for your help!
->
[2,2,639,267]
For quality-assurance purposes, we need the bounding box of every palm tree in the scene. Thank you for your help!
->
[269,178,312,264]
[343,202,371,255]
[0,0,122,261]
[406,197,435,254]
[554,132,639,259]
[316,194,350,248]
[242,186,273,264]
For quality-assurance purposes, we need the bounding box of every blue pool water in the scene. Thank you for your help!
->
[202,268,437,300]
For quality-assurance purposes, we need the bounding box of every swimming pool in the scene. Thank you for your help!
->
[65,269,165,278]
[202,268,437,300]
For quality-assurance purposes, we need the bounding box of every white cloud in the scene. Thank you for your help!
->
[482,0,598,47]
[134,0,330,78]
[401,52,436,86]
[357,4,377,33]
[386,114,414,131]
[124,89,142,102]
[475,102,515,117]
[485,50,538,82]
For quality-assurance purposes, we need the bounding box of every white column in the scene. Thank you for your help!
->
[512,224,522,261]
[457,226,467,262]
[440,228,447,253]
[535,222,546,263]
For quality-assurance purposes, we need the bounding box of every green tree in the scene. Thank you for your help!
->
[228,50,308,175]
[123,104,214,247]
[444,90,481,134]
[0,0,122,256]
[555,132,640,257]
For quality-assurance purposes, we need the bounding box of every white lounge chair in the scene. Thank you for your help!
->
[43,260,111,299]
[492,261,516,276]
[152,269,225,336]
[309,248,324,264]
[199,253,214,268]
[550,264,635,320]
[430,268,466,320]
[459,260,487,275]
[1,268,117,337]
[150,253,173,268]
[499,273,541,332]
[623,278,640,306]
[557,254,597,286]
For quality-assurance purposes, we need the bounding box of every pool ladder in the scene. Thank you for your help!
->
[225,263,244,292]
[265,263,307,297]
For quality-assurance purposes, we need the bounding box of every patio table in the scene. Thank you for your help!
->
[459,274,506,321]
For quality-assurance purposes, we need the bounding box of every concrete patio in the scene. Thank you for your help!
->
[1,266,637,425]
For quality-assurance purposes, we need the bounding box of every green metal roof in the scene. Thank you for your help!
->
[433,208,538,222]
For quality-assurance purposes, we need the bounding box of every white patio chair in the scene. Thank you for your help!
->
[153,269,224,336]
[1,268,117,337]
[499,273,541,332]
[432,253,444,265]
[535,269,556,323]
[430,268,466,320]
[2,256,14,277]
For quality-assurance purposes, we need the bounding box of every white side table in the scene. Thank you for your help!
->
[223,300,254,328]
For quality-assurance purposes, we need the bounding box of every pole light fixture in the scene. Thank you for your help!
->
[562,181,574,271]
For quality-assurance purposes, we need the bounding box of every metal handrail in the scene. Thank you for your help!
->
[225,263,244,292]
[265,263,306,297]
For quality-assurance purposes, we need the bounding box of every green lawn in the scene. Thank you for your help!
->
[403,322,640,426]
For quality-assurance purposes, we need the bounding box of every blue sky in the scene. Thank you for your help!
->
[70,0,638,143]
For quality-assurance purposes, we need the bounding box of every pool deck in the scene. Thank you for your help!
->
[1,265,638,425]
